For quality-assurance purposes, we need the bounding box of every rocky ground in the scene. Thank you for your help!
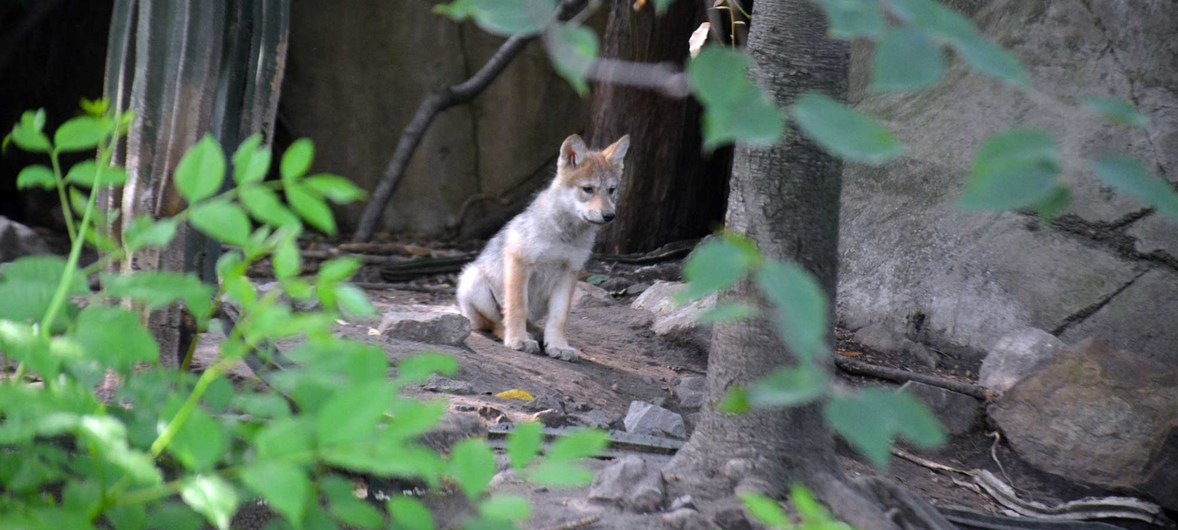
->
[207,245,1175,529]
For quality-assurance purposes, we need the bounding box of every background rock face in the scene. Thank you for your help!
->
[839,0,1178,363]
[281,1,590,236]
[989,339,1178,509]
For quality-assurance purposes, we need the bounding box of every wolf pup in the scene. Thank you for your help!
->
[457,133,630,361]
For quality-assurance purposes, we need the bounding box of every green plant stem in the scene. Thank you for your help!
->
[49,149,78,242]
[38,153,107,337]
[150,359,229,456]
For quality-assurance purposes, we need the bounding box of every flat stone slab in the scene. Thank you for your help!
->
[624,400,687,440]
[588,455,665,513]
[378,304,471,346]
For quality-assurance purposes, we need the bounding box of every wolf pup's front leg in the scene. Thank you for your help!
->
[502,250,540,354]
[542,268,579,361]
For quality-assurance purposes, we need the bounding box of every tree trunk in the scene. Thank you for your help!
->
[663,1,952,528]
[587,0,731,254]
[102,0,289,367]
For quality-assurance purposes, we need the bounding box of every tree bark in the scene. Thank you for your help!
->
[587,0,732,254]
[102,0,289,367]
[663,1,953,528]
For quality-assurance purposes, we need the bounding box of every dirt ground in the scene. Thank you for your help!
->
[270,252,1171,530]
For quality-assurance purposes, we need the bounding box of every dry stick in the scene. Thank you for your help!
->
[352,31,534,242]
[833,356,991,400]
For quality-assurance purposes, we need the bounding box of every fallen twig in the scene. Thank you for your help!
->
[833,356,990,400]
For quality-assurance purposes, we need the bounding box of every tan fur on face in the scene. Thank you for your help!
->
[557,153,620,186]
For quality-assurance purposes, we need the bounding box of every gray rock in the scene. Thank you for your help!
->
[255,281,319,311]
[839,0,1178,364]
[674,377,707,411]
[572,281,611,307]
[421,374,475,395]
[588,455,665,513]
[624,400,687,439]
[979,327,1066,394]
[897,381,982,436]
[570,409,617,429]
[852,323,939,368]
[1060,269,1178,366]
[0,216,50,263]
[379,304,471,346]
[632,281,715,351]
[625,282,652,296]
[598,277,632,293]
[416,413,486,452]
[990,338,1178,509]
[662,508,711,530]
[1126,213,1178,260]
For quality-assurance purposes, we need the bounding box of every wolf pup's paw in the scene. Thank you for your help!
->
[505,336,541,354]
[545,345,580,362]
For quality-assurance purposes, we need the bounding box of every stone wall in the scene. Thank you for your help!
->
[839,1,1178,364]
[279,1,591,236]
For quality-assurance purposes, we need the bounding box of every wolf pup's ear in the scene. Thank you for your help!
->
[560,134,589,168]
[603,134,630,168]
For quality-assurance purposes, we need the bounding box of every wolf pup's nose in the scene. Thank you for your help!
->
[602,212,616,222]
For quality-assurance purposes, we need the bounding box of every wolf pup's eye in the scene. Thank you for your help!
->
[581,186,594,194]
[608,186,617,194]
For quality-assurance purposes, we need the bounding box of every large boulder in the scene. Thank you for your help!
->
[989,339,1178,509]
[631,281,714,351]
[0,216,50,263]
[838,1,1178,364]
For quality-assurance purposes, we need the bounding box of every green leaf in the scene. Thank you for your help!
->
[17,164,56,191]
[175,135,227,203]
[280,138,314,182]
[254,418,314,462]
[545,428,607,462]
[789,484,852,528]
[953,35,1029,88]
[739,492,790,528]
[241,185,300,227]
[78,415,163,485]
[395,353,460,384]
[66,159,128,188]
[287,184,336,235]
[1031,185,1071,222]
[79,98,109,118]
[755,261,830,363]
[811,0,886,39]
[717,387,749,414]
[304,174,367,203]
[316,381,395,446]
[0,255,87,324]
[272,230,302,280]
[318,257,363,283]
[54,116,106,152]
[696,302,755,324]
[883,0,1027,87]
[167,408,227,472]
[1082,96,1150,128]
[180,475,239,530]
[448,438,497,499]
[22,108,47,132]
[545,24,599,95]
[190,199,252,246]
[433,0,556,37]
[528,460,594,487]
[959,129,1060,211]
[387,497,435,530]
[10,122,52,152]
[871,28,945,92]
[335,283,377,318]
[507,421,544,471]
[103,271,215,321]
[791,92,904,165]
[322,476,383,529]
[146,503,204,530]
[824,388,946,469]
[688,46,786,150]
[232,134,271,185]
[241,462,310,525]
[124,216,179,251]
[73,306,160,372]
[679,234,760,301]
[746,365,827,408]
[479,494,531,522]
[1092,156,1178,221]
